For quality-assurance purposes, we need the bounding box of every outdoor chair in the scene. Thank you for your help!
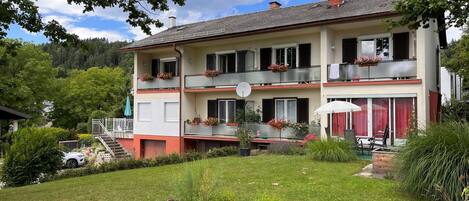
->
[344,129,365,154]
[370,126,389,148]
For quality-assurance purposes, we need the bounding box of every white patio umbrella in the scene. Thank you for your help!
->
[314,101,362,139]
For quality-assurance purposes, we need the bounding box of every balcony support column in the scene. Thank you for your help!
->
[319,27,334,139]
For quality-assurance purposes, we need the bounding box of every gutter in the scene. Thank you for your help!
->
[173,44,184,154]
[121,11,399,52]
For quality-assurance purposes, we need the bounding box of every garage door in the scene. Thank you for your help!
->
[142,140,166,159]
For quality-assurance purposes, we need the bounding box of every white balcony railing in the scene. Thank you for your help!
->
[92,118,133,139]
[137,77,180,90]
[327,60,417,82]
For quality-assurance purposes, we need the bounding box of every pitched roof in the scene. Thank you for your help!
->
[123,0,396,50]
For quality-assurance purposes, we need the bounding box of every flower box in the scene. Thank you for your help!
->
[226,122,239,127]
[204,70,220,78]
[203,117,219,127]
[268,64,289,73]
[140,73,154,81]
[268,119,287,130]
[157,72,173,80]
[354,56,382,67]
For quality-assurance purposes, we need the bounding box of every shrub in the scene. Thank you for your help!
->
[235,128,254,149]
[398,122,469,201]
[39,127,77,141]
[268,143,305,155]
[1,128,64,187]
[307,139,357,162]
[184,151,204,162]
[441,99,468,122]
[78,134,95,147]
[206,146,238,158]
[76,122,88,133]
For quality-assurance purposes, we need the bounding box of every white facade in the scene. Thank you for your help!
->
[133,93,180,136]
[440,67,463,104]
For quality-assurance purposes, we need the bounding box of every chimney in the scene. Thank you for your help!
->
[269,1,282,10]
[328,0,344,7]
[168,16,176,28]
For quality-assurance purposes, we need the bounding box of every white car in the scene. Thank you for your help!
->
[63,152,86,168]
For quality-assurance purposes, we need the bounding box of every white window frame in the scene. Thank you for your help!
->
[272,44,299,68]
[274,99,297,123]
[215,50,236,72]
[357,33,393,60]
[164,102,179,123]
[218,100,236,123]
[160,57,177,75]
[137,102,152,122]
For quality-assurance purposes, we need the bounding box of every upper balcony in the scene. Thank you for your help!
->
[185,66,321,89]
[137,77,180,90]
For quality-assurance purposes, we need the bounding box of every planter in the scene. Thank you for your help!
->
[372,148,397,174]
[268,64,288,73]
[204,70,220,78]
[157,72,173,80]
[239,148,251,156]
[226,122,239,127]
[354,56,382,67]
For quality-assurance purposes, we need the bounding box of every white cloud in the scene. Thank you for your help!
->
[446,26,463,42]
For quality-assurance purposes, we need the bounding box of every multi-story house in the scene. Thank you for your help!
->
[121,0,446,159]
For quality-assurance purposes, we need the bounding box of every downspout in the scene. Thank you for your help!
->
[173,43,183,154]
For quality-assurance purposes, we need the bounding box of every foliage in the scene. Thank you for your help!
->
[51,67,129,129]
[268,64,288,72]
[75,122,88,133]
[0,41,58,125]
[397,122,469,201]
[442,32,469,84]
[206,146,238,158]
[287,122,309,139]
[0,0,186,46]
[391,0,469,30]
[175,166,220,201]
[203,118,219,127]
[39,127,77,142]
[204,70,220,77]
[139,73,154,81]
[235,108,262,123]
[307,139,357,162]
[235,128,254,149]
[441,99,468,122]
[40,38,133,72]
[354,56,382,67]
[267,143,306,155]
[268,119,287,130]
[157,72,173,80]
[78,134,95,147]
[1,128,64,187]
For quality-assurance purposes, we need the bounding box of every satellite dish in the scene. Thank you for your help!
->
[236,82,251,98]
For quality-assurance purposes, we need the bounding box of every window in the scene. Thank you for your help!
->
[359,37,390,60]
[206,54,216,70]
[217,53,236,73]
[275,99,297,122]
[237,50,255,72]
[275,47,296,67]
[218,100,236,123]
[137,102,151,122]
[163,60,177,76]
[164,102,179,122]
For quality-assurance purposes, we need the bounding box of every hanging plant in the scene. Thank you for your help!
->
[157,72,173,80]
[268,64,289,73]
[204,70,220,78]
[203,117,219,127]
[140,73,154,81]
[354,56,382,67]
[268,119,287,130]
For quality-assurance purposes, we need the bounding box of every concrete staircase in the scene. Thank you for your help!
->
[96,133,130,159]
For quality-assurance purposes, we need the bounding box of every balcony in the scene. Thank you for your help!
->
[184,122,320,140]
[137,77,180,90]
[185,66,321,88]
[327,60,417,82]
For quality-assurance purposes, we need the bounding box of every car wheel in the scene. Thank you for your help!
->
[66,159,78,168]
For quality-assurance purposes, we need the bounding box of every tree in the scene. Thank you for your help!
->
[1,128,64,187]
[0,41,58,125]
[391,0,469,29]
[0,0,185,45]
[50,67,129,129]
[442,30,469,78]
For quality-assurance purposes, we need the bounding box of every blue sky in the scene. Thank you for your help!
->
[6,0,462,43]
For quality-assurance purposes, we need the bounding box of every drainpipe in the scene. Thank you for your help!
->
[173,43,183,154]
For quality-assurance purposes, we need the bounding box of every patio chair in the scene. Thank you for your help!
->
[370,126,389,148]
[344,129,364,154]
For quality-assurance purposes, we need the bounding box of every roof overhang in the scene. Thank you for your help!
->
[0,106,31,120]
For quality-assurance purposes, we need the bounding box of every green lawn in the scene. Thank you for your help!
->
[0,155,416,201]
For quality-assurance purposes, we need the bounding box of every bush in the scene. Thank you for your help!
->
[184,151,204,162]
[268,143,305,155]
[76,122,88,133]
[398,122,469,201]
[78,134,95,147]
[441,99,468,122]
[1,128,64,187]
[307,139,357,162]
[235,128,254,149]
[39,127,77,141]
[206,146,238,158]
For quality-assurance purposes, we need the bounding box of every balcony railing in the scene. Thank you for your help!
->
[185,66,321,88]
[327,60,417,82]
[184,122,320,140]
[92,118,133,139]
[137,77,180,90]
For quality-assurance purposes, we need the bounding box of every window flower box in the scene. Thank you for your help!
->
[140,73,154,81]
[203,117,219,127]
[354,56,382,67]
[268,64,289,73]
[204,70,220,78]
[226,122,239,127]
[157,72,173,80]
[268,119,287,130]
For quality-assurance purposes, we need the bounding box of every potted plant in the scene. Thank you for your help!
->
[226,121,239,127]
[236,127,254,156]
[268,119,287,130]
[191,116,202,125]
[354,56,382,67]
[203,117,219,127]
[204,70,220,78]
[157,72,173,80]
[140,73,154,81]
[268,64,289,73]
[287,122,309,139]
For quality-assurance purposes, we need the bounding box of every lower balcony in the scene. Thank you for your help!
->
[327,60,417,82]
[185,66,320,89]
[137,77,180,90]
[184,122,320,141]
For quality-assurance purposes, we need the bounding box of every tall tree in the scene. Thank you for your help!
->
[442,29,469,84]
[50,67,129,129]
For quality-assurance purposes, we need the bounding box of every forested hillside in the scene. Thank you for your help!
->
[41,38,133,72]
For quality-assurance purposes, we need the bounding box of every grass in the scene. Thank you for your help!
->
[0,155,416,201]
